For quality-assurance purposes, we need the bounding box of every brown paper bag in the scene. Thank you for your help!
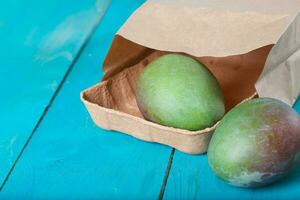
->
[256,12,300,105]
[81,0,300,154]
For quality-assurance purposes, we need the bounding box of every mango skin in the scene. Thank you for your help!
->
[208,98,300,187]
[136,54,225,131]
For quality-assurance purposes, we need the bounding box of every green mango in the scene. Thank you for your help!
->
[136,54,225,131]
[208,98,300,187]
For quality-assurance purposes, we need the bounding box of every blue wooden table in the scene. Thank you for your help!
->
[0,1,299,199]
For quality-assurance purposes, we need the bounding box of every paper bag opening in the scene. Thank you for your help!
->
[99,35,272,112]
[81,36,271,154]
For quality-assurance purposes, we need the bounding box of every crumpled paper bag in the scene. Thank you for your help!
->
[256,12,300,106]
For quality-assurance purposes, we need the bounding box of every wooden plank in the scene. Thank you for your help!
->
[163,102,300,200]
[0,0,109,184]
[0,1,173,199]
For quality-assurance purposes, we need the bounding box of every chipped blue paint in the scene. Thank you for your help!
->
[0,0,172,199]
[0,0,110,184]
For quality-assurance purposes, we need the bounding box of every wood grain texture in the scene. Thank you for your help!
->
[0,1,173,199]
[0,0,109,184]
[164,102,300,200]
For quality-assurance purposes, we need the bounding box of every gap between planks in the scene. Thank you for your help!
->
[0,0,111,192]
[159,148,175,200]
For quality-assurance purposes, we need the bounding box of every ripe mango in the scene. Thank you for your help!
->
[136,54,225,131]
[208,98,300,187]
